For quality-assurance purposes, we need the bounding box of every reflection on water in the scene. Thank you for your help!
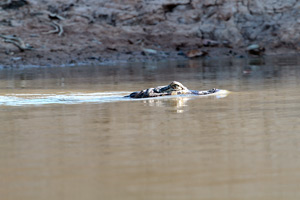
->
[145,97,190,113]
[144,90,229,113]
[0,56,300,200]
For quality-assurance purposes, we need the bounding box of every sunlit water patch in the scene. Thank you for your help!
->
[0,90,229,106]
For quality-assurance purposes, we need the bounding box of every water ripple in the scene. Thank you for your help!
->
[0,90,229,106]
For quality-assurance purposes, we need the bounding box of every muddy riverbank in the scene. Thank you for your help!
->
[1,0,300,67]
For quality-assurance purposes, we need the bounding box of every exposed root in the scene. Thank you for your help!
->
[0,34,33,51]
[43,21,64,36]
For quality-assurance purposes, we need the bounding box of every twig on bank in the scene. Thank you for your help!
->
[0,34,33,51]
[43,21,64,36]
[67,12,94,24]
[76,14,94,24]
[48,12,65,21]
[41,11,65,36]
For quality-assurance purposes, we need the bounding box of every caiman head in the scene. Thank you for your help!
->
[126,81,220,98]
[160,81,191,95]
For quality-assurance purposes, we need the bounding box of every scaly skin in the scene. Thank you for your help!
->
[126,81,218,98]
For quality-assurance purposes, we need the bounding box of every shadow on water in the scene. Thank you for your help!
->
[0,55,299,86]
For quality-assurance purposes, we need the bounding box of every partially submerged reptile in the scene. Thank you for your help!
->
[126,81,219,98]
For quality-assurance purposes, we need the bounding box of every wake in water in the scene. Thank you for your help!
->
[0,90,229,106]
[0,92,131,106]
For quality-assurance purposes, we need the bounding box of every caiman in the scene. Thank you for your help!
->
[125,81,219,98]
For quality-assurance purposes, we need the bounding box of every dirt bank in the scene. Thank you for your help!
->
[1,0,300,67]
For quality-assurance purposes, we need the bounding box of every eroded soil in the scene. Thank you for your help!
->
[1,0,299,67]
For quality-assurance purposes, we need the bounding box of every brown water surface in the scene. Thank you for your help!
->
[1,57,300,200]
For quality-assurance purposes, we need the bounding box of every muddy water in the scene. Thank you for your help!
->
[1,57,300,200]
